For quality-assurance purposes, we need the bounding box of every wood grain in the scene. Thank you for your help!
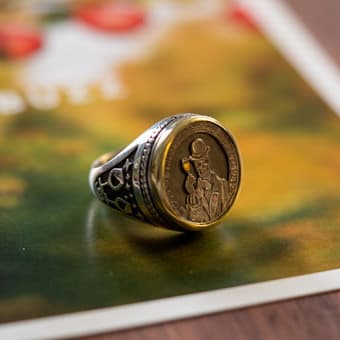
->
[79,1,340,339]
[284,0,340,65]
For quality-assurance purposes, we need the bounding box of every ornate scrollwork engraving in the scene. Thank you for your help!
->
[94,150,142,218]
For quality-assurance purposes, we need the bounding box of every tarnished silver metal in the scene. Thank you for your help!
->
[89,113,241,231]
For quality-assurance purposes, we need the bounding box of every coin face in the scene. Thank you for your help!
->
[161,119,241,229]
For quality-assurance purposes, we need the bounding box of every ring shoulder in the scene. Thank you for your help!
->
[93,145,146,220]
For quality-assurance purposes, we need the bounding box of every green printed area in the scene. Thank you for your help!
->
[0,21,339,323]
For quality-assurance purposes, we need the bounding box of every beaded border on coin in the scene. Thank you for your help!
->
[89,113,241,232]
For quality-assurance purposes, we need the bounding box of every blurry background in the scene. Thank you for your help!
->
[0,0,339,326]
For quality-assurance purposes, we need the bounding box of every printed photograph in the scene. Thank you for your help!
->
[0,0,339,326]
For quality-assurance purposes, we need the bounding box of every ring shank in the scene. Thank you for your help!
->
[89,151,118,195]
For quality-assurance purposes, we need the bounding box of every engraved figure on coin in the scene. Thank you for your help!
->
[181,138,229,222]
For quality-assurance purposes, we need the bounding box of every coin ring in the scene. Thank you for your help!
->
[89,113,241,232]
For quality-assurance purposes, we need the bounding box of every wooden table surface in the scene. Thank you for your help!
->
[80,1,340,339]
[83,291,340,340]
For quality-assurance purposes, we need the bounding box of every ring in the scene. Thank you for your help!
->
[89,113,241,232]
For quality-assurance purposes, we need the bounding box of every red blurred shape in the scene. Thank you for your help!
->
[227,4,259,31]
[0,24,43,59]
[75,2,146,32]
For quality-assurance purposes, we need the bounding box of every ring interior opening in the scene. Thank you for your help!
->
[92,151,117,168]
